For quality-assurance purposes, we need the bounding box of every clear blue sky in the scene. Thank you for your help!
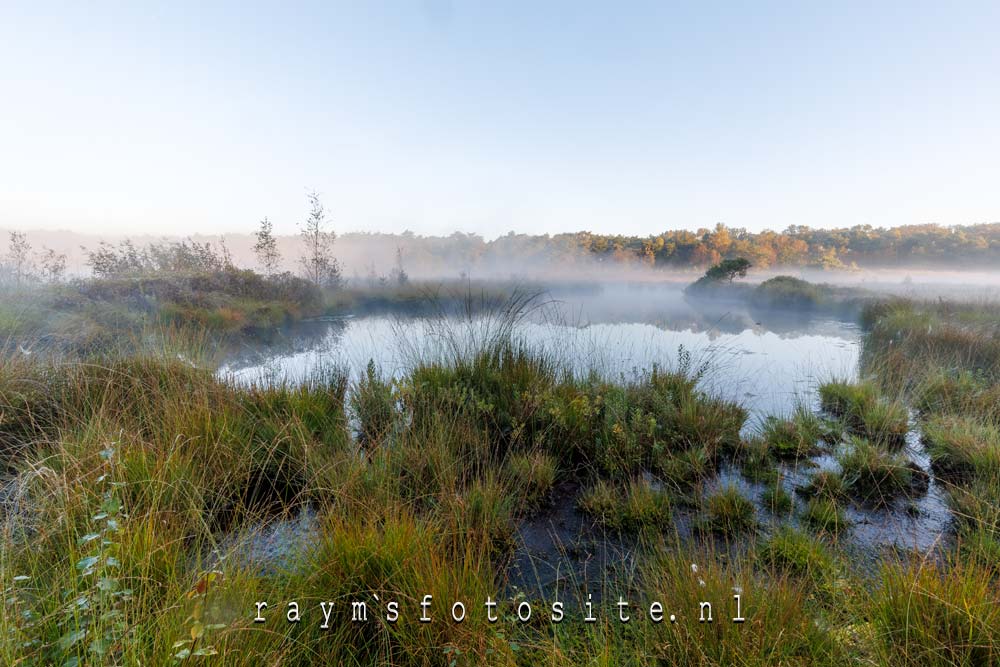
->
[2,1,998,238]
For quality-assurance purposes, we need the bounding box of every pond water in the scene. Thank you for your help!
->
[215,284,952,591]
[219,284,861,428]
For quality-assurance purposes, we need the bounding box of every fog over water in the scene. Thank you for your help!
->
[220,283,862,427]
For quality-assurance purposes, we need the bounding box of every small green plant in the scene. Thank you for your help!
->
[170,571,227,663]
[57,446,133,666]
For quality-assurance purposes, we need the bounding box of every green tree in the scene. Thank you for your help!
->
[253,217,281,277]
[299,191,342,288]
[704,257,752,283]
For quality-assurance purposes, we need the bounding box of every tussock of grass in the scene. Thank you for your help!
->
[819,380,877,421]
[578,477,672,533]
[913,369,1000,421]
[759,405,825,460]
[760,526,836,579]
[703,485,757,535]
[637,546,843,665]
[839,438,913,503]
[802,497,849,534]
[762,482,794,515]
[818,379,908,448]
[656,445,713,489]
[798,470,847,501]
[503,450,557,510]
[735,436,777,482]
[594,362,746,478]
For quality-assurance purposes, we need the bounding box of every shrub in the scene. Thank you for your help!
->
[350,360,397,444]
[751,276,825,309]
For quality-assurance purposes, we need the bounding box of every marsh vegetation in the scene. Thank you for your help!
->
[0,248,997,666]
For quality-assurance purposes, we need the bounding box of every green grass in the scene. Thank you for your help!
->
[703,485,757,535]
[762,483,794,515]
[818,379,879,424]
[760,526,837,579]
[798,470,847,501]
[871,558,1000,667]
[759,404,825,459]
[503,450,558,510]
[921,415,1000,480]
[818,379,908,448]
[578,477,673,533]
[802,497,849,534]
[656,445,714,489]
[838,438,913,503]
[636,546,844,665]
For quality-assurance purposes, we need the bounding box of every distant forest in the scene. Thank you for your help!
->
[3,222,1000,282]
[335,222,1000,274]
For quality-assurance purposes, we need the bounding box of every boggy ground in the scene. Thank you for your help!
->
[0,284,998,666]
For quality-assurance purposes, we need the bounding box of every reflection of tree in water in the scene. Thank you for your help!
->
[685,298,856,338]
[220,318,350,371]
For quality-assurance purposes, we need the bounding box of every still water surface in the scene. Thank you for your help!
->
[219,285,861,426]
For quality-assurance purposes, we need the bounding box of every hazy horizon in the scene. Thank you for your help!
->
[3,1,999,238]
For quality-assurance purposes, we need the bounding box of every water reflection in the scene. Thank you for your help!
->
[219,285,861,426]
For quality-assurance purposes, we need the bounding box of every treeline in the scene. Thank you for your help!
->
[4,219,1000,287]
[359,222,1000,272]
